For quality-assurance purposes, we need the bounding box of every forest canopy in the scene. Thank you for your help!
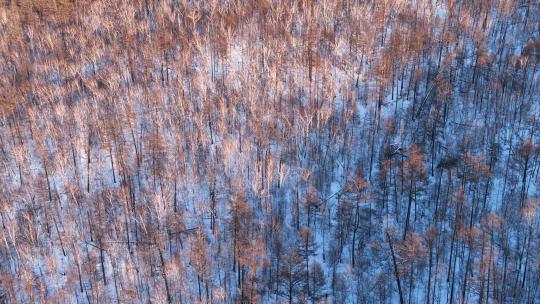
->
[0,0,539,303]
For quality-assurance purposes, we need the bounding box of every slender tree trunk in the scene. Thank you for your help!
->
[386,231,405,304]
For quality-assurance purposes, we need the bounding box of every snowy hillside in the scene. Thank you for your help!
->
[0,0,539,303]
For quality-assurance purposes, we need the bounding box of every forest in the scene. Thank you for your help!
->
[0,0,539,303]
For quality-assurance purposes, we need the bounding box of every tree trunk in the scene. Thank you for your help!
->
[386,231,405,304]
